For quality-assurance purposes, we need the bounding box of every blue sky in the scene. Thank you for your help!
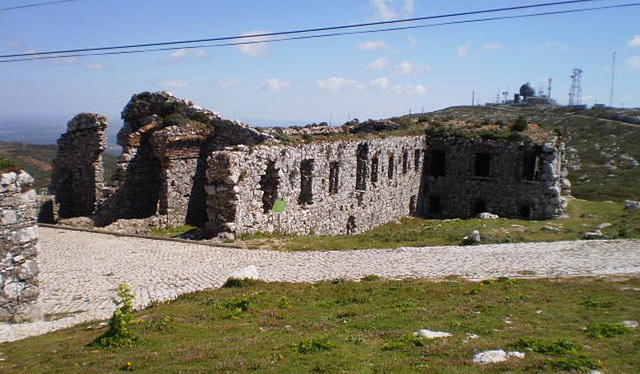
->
[0,0,639,134]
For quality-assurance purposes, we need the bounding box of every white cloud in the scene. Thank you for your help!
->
[159,80,189,88]
[357,40,389,51]
[368,77,390,89]
[628,35,640,47]
[85,62,105,69]
[408,36,418,49]
[457,41,471,59]
[366,57,389,71]
[260,78,291,93]
[542,41,568,51]
[169,48,205,59]
[483,42,502,51]
[628,56,640,69]
[49,55,77,65]
[370,0,414,20]
[394,61,431,76]
[388,84,427,95]
[317,76,356,92]
[234,31,269,58]
[219,78,241,89]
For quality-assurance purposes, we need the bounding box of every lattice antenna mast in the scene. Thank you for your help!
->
[610,52,616,107]
[569,68,583,105]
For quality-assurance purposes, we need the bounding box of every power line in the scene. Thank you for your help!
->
[2,2,636,64]
[1,0,79,11]
[0,0,604,59]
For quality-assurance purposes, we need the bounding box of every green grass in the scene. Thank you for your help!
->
[237,200,640,251]
[1,277,638,373]
[0,141,117,189]
[148,225,198,238]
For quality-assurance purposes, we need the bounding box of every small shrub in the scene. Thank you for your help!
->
[278,297,292,309]
[512,337,578,355]
[549,354,601,372]
[222,278,262,288]
[585,322,629,339]
[382,334,429,351]
[292,337,335,354]
[581,296,614,309]
[0,157,20,173]
[361,274,380,282]
[511,116,529,132]
[90,283,138,348]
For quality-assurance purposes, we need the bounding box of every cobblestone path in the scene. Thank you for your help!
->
[1,227,639,342]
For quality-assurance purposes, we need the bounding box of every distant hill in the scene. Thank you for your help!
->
[408,105,640,201]
[0,141,118,189]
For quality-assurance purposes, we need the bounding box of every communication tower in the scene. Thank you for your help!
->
[568,68,583,106]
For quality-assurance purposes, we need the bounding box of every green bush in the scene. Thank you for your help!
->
[90,283,138,348]
[511,116,529,132]
[0,157,20,173]
[292,337,335,354]
[585,323,629,339]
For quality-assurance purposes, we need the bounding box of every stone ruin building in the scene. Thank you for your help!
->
[48,91,571,239]
[1,170,41,322]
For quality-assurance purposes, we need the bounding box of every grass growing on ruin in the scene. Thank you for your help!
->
[0,277,638,373]
[148,225,198,238]
[237,200,640,251]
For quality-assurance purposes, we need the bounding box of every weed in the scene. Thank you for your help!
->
[383,334,430,351]
[222,278,263,288]
[360,274,380,281]
[581,296,614,309]
[512,337,578,355]
[549,354,602,372]
[292,337,335,354]
[143,316,175,333]
[585,323,629,339]
[278,296,292,309]
[90,283,138,348]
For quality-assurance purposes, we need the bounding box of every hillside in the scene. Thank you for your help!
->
[0,141,117,189]
[408,106,640,201]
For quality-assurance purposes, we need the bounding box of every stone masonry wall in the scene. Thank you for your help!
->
[51,113,107,218]
[420,136,570,219]
[0,171,41,322]
[206,136,426,237]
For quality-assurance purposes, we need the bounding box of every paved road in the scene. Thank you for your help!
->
[1,227,639,343]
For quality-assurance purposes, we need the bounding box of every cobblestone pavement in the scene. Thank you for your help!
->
[2,227,639,342]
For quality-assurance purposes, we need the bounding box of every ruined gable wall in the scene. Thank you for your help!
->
[0,171,41,322]
[51,113,107,218]
[421,136,569,219]
[206,136,426,236]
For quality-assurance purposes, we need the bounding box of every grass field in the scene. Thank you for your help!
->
[0,277,638,373]
[235,200,640,251]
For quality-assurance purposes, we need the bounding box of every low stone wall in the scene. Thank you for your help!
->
[421,136,570,219]
[0,171,41,322]
[206,136,426,236]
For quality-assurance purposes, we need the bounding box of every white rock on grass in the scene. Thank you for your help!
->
[477,212,499,220]
[229,265,259,280]
[473,350,525,364]
[413,329,452,339]
[466,333,479,339]
[583,230,603,239]
[622,320,638,329]
[624,200,640,210]
[464,230,481,244]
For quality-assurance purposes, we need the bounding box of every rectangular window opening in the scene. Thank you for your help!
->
[371,156,379,184]
[356,143,369,191]
[402,151,409,174]
[429,150,445,177]
[474,153,491,177]
[298,159,314,205]
[259,160,280,213]
[328,161,339,194]
[523,154,542,180]
[387,155,395,179]
[414,149,421,171]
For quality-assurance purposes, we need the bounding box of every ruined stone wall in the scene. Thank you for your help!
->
[206,136,426,236]
[51,113,107,218]
[420,136,569,219]
[0,171,41,322]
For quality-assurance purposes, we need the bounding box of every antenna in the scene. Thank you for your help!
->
[472,90,475,106]
[569,68,583,106]
[547,78,552,100]
[610,51,616,107]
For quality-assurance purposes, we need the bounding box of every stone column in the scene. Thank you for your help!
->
[51,113,107,219]
[0,171,42,322]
